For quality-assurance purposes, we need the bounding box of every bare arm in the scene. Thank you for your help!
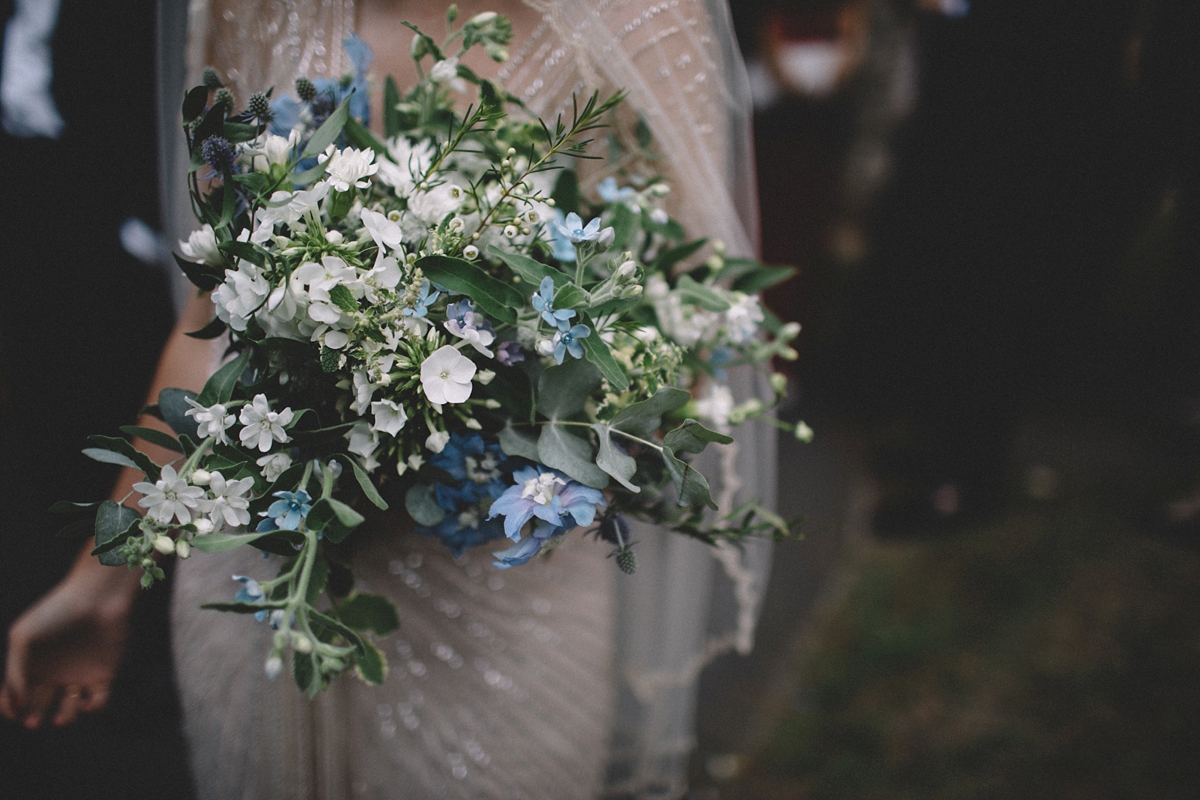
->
[0,292,219,728]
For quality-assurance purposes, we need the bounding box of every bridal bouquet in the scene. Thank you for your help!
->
[57,10,799,693]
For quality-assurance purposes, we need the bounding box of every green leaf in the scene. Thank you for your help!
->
[197,348,251,407]
[158,388,201,438]
[48,500,102,516]
[327,283,359,314]
[347,458,388,510]
[173,253,223,292]
[308,609,367,655]
[405,483,445,527]
[81,447,141,472]
[536,357,601,420]
[223,121,261,144]
[609,387,690,438]
[287,421,356,449]
[184,316,228,340]
[662,419,733,455]
[416,255,522,325]
[218,240,267,266]
[537,424,609,489]
[593,424,639,492]
[56,517,95,539]
[343,116,388,158]
[653,239,709,276]
[552,169,582,215]
[662,445,717,510]
[552,283,590,311]
[301,97,350,159]
[383,76,402,138]
[306,498,364,543]
[293,651,319,695]
[578,314,629,391]
[86,436,161,482]
[498,424,541,461]
[93,501,141,566]
[676,274,731,312]
[485,244,564,289]
[356,641,387,685]
[119,426,184,454]
[337,593,399,636]
[190,531,281,554]
[182,85,209,123]
[306,552,329,605]
[635,114,654,149]
[200,600,286,614]
[610,203,641,251]
[731,265,796,294]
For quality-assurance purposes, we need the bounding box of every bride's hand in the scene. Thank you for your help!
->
[0,549,141,729]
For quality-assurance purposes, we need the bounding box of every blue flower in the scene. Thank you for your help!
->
[271,35,372,135]
[417,508,506,559]
[554,212,603,243]
[597,177,637,206]
[497,341,525,366]
[531,276,576,328]
[233,575,271,622]
[547,210,578,262]
[487,465,604,540]
[552,323,591,364]
[491,521,564,570]
[403,280,440,318]
[256,490,312,532]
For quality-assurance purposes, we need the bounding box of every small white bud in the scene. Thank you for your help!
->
[501,159,511,168]
[326,229,344,245]
[597,227,615,248]
[462,244,479,259]
[794,421,814,443]
[615,260,637,281]
[464,418,482,430]
[484,399,501,409]
[546,198,556,207]
[536,339,555,357]
[521,226,531,236]
[292,634,313,654]
[264,654,284,680]
[190,469,211,486]
[407,453,425,471]
[153,535,176,555]
[770,372,788,395]
[396,459,409,476]
[651,183,670,197]
[175,539,192,559]
[193,517,214,535]
[506,147,517,157]
[712,239,726,255]
[780,321,802,338]
[470,10,497,25]
[503,225,519,238]
[476,369,496,385]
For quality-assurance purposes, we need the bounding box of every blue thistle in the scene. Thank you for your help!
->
[201,136,237,174]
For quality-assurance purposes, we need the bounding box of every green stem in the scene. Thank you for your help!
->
[518,419,664,453]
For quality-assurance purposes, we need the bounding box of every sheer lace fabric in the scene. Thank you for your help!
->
[163,2,774,797]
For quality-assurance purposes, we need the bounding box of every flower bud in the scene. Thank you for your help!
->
[464,418,482,430]
[597,227,616,248]
[506,147,517,157]
[536,339,555,357]
[295,76,317,102]
[484,399,501,409]
[264,653,284,680]
[470,10,498,25]
[175,539,192,559]
[408,454,425,471]
[411,33,428,60]
[141,558,155,570]
[326,229,344,245]
[794,421,814,443]
[620,285,644,299]
[202,67,222,89]
[153,535,176,555]
[770,372,788,395]
[615,260,637,281]
[191,468,211,486]
[292,634,313,654]
[462,245,479,260]
[504,225,519,238]
[476,370,495,385]
[193,517,215,535]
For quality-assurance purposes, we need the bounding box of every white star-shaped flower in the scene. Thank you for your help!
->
[420,345,476,405]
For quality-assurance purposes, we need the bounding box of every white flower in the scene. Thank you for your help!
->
[247,130,298,172]
[349,369,379,415]
[794,421,815,443]
[371,399,409,437]
[346,421,379,460]
[213,261,270,332]
[694,384,736,433]
[646,274,717,348]
[361,208,404,251]
[425,429,451,453]
[420,345,476,405]
[256,452,294,482]
[319,144,377,192]
[723,293,764,344]
[408,183,464,224]
[184,398,236,444]
[429,57,459,83]
[179,225,224,266]
[375,136,434,195]
[133,465,205,525]
[252,183,331,244]
[238,394,294,452]
[199,471,256,529]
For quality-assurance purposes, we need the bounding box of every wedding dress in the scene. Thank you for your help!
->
[157,2,776,797]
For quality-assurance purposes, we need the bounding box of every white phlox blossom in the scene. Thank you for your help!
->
[362,255,403,304]
[425,428,451,453]
[256,452,294,482]
[408,183,464,225]
[723,292,765,344]
[252,182,331,244]
[198,471,255,529]
[133,465,205,526]
[420,345,476,405]
[184,398,236,443]
[375,136,434,195]
[694,383,736,433]
[291,256,363,348]
[239,394,294,452]
[179,224,224,266]
[371,398,409,437]
[319,144,377,193]
[349,369,379,415]
[246,130,299,172]
[346,421,380,464]
[645,275,716,348]
[361,208,404,252]
[213,261,270,332]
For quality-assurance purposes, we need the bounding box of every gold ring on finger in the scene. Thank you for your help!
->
[64,685,83,699]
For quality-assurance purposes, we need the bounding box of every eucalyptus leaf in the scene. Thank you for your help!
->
[197,348,251,407]
[731,265,796,294]
[578,315,629,391]
[81,448,142,474]
[537,425,609,489]
[676,274,731,312]
[86,436,161,482]
[306,498,364,543]
[405,483,446,527]
[416,255,522,325]
[119,425,184,454]
[662,446,717,510]
[158,388,201,438]
[48,500,102,516]
[191,530,280,554]
[301,97,350,159]
[347,458,389,510]
[498,424,540,462]
[56,517,95,540]
[653,239,708,276]
[337,593,399,636]
[593,424,639,492]
[609,387,690,438]
[662,419,733,455]
[536,357,601,420]
[93,501,141,566]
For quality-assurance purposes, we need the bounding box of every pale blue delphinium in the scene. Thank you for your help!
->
[597,176,638,207]
[256,489,313,532]
[496,341,525,366]
[554,212,603,243]
[271,34,373,134]
[546,210,578,262]
[492,521,563,570]
[552,323,591,364]
[403,280,440,319]
[487,465,604,540]
[531,276,576,328]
